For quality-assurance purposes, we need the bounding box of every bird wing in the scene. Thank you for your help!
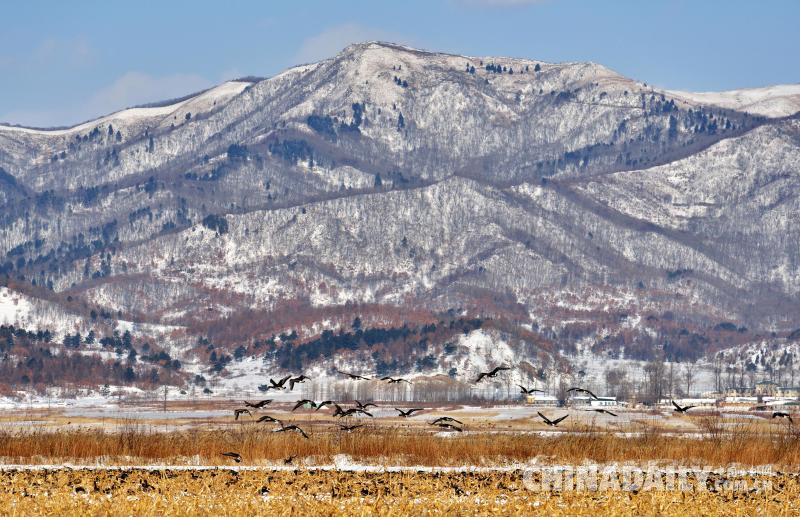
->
[359,410,373,417]
[278,375,292,386]
[567,388,578,393]
[517,385,528,393]
[297,427,309,439]
[606,411,618,417]
[408,408,423,415]
[381,376,393,381]
[585,389,599,399]
[537,412,552,425]
[292,400,308,411]
[475,372,487,382]
[671,401,681,410]
[552,415,569,425]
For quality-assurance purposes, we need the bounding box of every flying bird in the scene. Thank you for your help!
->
[243,399,272,409]
[475,366,510,383]
[773,411,794,424]
[339,424,364,432]
[586,408,617,417]
[234,408,252,420]
[338,408,373,418]
[355,400,377,410]
[339,370,371,381]
[292,399,318,411]
[269,375,292,390]
[517,385,544,395]
[382,376,412,384]
[256,415,282,424]
[434,422,463,432]
[567,387,599,400]
[672,401,696,414]
[221,452,242,463]
[395,408,424,418]
[315,400,336,411]
[537,412,569,427]
[273,424,309,439]
[431,416,463,425]
[289,375,310,391]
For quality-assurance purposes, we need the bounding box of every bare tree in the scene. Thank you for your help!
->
[683,362,696,397]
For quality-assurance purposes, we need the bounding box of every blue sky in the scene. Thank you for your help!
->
[2,0,797,127]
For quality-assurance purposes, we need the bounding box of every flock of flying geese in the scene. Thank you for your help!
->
[220,365,795,462]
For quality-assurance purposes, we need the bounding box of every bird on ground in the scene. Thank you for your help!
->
[773,411,794,424]
[234,408,252,420]
[567,387,599,400]
[355,400,377,410]
[586,408,617,417]
[382,376,412,384]
[431,416,463,425]
[672,401,696,414]
[517,385,544,395]
[221,452,242,463]
[475,366,510,383]
[537,412,569,427]
[256,415,282,424]
[338,408,373,418]
[292,399,318,411]
[339,424,364,432]
[268,375,292,390]
[396,408,424,418]
[243,399,272,409]
[339,370,371,380]
[284,455,296,465]
[273,424,309,439]
[315,400,336,411]
[289,375,310,391]
[434,422,463,432]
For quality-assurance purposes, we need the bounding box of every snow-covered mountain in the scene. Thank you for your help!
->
[1,42,799,393]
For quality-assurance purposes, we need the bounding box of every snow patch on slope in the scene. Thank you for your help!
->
[664,84,800,118]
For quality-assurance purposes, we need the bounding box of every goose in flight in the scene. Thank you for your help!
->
[586,408,617,417]
[273,424,309,439]
[672,401,696,413]
[395,408,424,417]
[355,400,377,410]
[537,412,569,427]
[431,416,463,425]
[292,399,318,411]
[339,370,371,380]
[256,415,282,424]
[267,375,292,390]
[221,452,242,463]
[338,407,373,418]
[382,376,412,384]
[475,366,510,382]
[518,385,544,395]
[567,387,599,400]
[289,375,310,391]
[773,411,794,424]
[234,408,252,420]
[339,423,364,432]
[315,400,336,411]
[243,399,272,409]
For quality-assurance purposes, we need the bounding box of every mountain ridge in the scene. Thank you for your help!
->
[0,41,799,395]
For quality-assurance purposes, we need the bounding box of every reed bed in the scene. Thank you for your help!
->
[0,422,798,468]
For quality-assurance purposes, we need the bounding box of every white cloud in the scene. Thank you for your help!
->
[294,23,409,64]
[2,71,213,128]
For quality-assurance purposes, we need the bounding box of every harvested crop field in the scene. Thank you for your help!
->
[0,466,797,516]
